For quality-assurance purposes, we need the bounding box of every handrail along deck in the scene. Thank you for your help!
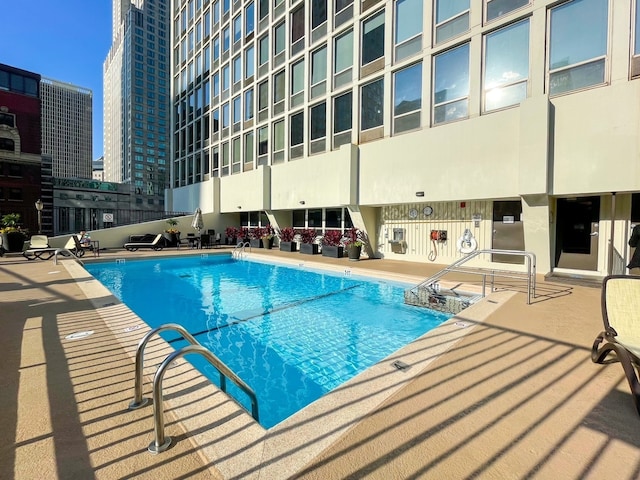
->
[408,249,537,304]
[128,323,259,454]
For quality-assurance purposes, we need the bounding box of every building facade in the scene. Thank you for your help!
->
[0,64,51,235]
[169,0,640,276]
[103,0,171,211]
[40,78,93,179]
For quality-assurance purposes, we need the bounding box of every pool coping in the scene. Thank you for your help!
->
[63,252,514,479]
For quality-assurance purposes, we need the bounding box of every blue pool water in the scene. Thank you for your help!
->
[86,255,451,428]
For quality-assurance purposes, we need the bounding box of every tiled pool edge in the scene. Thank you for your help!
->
[62,257,514,479]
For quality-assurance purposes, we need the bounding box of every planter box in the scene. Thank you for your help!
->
[1,232,27,252]
[261,237,274,249]
[280,241,297,252]
[322,245,344,258]
[225,236,237,245]
[249,238,262,248]
[299,243,319,255]
[348,244,362,261]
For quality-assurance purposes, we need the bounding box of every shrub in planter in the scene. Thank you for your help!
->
[164,218,180,247]
[249,226,264,248]
[1,213,28,253]
[299,228,318,255]
[261,225,275,249]
[224,226,237,245]
[321,229,344,258]
[344,227,364,261]
[279,227,298,252]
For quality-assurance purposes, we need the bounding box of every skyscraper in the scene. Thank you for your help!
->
[40,78,93,179]
[104,0,170,207]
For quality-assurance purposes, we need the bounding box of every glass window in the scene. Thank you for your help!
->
[312,0,327,29]
[222,64,230,90]
[290,112,304,146]
[204,45,211,72]
[291,6,305,45]
[433,43,469,125]
[213,36,220,60]
[336,0,353,14]
[486,0,529,22]
[434,0,469,44]
[245,131,254,165]
[213,109,220,132]
[291,60,305,95]
[334,91,352,133]
[311,46,327,85]
[258,125,269,154]
[245,45,255,78]
[246,2,255,36]
[222,102,230,127]
[273,70,285,104]
[232,137,241,172]
[360,78,384,130]
[273,119,285,153]
[259,0,268,20]
[205,10,211,37]
[233,55,242,84]
[233,15,242,43]
[259,36,269,66]
[245,88,254,120]
[393,62,422,133]
[274,22,286,55]
[258,81,269,111]
[223,0,230,14]
[223,26,230,52]
[395,0,423,61]
[233,96,242,124]
[362,10,385,66]
[335,30,353,73]
[549,0,608,96]
[310,102,326,140]
[484,19,529,111]
[213,0,220,23]
[213,72,220,95]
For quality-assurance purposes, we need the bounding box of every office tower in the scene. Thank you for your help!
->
[104,0,170,207]
[40,78,93,179]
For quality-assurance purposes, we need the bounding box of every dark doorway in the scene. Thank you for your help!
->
[555,196,600,270]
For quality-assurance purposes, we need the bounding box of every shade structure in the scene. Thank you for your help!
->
[191,208,204,232]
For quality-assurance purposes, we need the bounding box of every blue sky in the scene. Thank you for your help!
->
[1,0,112,160]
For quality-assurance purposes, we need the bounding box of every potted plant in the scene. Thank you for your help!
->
[224,226,237,245]
[299,228,319,255]
[261,225,275,249]
[164,218,180,247]
[249,226,264,248]
[344,227,364,261]
[237,227,250,244]
[321,229,344,258]
[279,227,298,252]
[1,213,28,253]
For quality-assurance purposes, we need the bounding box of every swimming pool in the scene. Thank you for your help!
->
[86,255,451,428]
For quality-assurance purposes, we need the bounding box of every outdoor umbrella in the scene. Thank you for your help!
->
[191,207,204,233]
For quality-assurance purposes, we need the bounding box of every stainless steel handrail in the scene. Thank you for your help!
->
[53,248,85,266]
[232,241,251,258]
[128,323,199,409]
[148,344,259,454]
[408,249,537,304]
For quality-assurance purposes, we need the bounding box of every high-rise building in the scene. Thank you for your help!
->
[171,0,640,277]
[40,77,93,179]
[104,0,170,208]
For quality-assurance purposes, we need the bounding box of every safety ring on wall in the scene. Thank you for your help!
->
[456,229,478,254]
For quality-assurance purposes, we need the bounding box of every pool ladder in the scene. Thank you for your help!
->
[128,323,259,454]
[232,241,251,259]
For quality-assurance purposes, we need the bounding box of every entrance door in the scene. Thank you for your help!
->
[492,200,525,264]
[555,196,600,271]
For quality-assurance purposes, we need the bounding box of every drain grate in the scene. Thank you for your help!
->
[391,360,411,372]
[65,330,94,340]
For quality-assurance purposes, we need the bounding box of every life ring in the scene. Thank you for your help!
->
[456,229,478,254]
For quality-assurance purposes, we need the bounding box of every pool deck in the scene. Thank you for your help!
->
[1,246,639,479]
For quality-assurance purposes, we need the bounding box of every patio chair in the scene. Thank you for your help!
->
[23,235,57,260]
[64,234,91,258]
[123,233,164,251]
[591,275,640,416]
[213,232,222,248]
[29,235,50,249]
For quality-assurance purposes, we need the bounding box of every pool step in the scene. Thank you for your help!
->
[404,284,480,314]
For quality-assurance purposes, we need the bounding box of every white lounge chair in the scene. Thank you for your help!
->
[124,233,164,251]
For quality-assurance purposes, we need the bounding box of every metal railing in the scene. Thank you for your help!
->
[53,248,85,266]
[232,241,251,259]
[407,249,537,305]
[128,323,259,454]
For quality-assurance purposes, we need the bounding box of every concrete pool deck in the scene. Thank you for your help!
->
[1,246,639,479]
